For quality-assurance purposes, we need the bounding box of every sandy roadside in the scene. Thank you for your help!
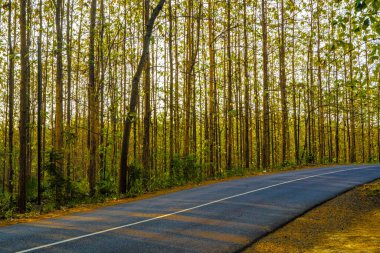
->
[244,179,380,253]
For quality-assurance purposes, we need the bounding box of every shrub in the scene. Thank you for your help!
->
[0,193,16,219]
[96,173,116,196]
[44,150,65,208]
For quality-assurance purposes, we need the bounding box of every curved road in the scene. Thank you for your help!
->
[1,165,379,253]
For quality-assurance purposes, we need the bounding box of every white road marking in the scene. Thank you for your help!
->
[16,165,378,252]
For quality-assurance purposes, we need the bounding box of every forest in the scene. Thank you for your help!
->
[0,0,379,215]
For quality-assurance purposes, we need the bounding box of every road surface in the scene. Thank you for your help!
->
[1,165,379,253]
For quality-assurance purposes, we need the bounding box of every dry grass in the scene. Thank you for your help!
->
[245,179,380,253]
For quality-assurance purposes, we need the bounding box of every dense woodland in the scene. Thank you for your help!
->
[0,0,379,214]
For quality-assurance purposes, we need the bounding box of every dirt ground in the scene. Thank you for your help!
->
[244,179,380,253]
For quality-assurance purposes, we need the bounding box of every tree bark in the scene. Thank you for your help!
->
[19,0,29,213]
[88,0,98,195]
[7,0,15,195]
[261,0,270,169]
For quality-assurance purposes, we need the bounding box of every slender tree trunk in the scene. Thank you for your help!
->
[19,0,29,213]
[37,0,43,205]
[7,0,14,195]
[261,0,270,169]
[55,0,64,174]
[88,0,98,196]
[66,0,73,196]
[99,0,106,180]
[243,0,250,169]
[349,18,356,163]
[207,0,216,175]
[291,9,299,164]
[119,0,166,194]
[317,2,325,163]
[168,0,174,176]
[142,0,151,189]
[279,0,288,165]
[253,6,260,169]
[226,0,233,170]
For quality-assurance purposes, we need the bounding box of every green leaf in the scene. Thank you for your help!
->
[363,18,370,30]
[355,0,367,11]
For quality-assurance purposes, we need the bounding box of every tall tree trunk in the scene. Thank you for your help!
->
[317,2,325,163]
[183,0,193,157]
[243,0,250,169]
[279,0,288,165]
[88,0,98,196]
[37,0,43,205]
[253,6,260,169]
[7,0,15,195]
[142,0,151,189]
[55,0,64,173]
[119,0,166,194]
[291,7,299,164]
[261,0,270,169]
[226,0,233,170]
[99,0,106,180]
[168,0,174,176]
[19,0,29,213]
[349,18,356,163]
[66,0,73,195]
[207,0,216,175]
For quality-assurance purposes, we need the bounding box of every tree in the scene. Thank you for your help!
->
[88,0,99,196]
[55,0,64,175]
[119,0,166,194]
[37,0,43,205]
[19,0,30,213]
[142,0,151,188]
[7,0,15,195]
[279,0,289,165]
[261,0,270,169]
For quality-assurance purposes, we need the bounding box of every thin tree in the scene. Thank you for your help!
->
[142,0,151,188]
[243,0,250,169]
[279,0,289,165]
[89,0,98,195]
[37,0,43,205]
[119,0,166,194]
[55,0,64,172]
[261,0,270,169]
[7,0,15,195]
[19,0,29,213]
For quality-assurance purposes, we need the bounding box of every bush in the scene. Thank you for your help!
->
[96,174,116,196]
[170,154,201,185]
[70,179,89,200]
[183,154,201,182]
[26,176,38,202]
[0,193,16,219]
[127,162,144,196]
[44,150,65,208]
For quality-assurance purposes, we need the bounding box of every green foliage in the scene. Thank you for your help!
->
[182,155,201,182]
[127,162,144,196]
[170,154,202,185]
[225,166,246,177]
[44,150,65,208]
[26,176,38,202]
[96,174,116,196]
[70,179,89,200]
[0,193,16,219]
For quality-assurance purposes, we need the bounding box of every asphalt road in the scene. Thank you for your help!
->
[1,165,379,253]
